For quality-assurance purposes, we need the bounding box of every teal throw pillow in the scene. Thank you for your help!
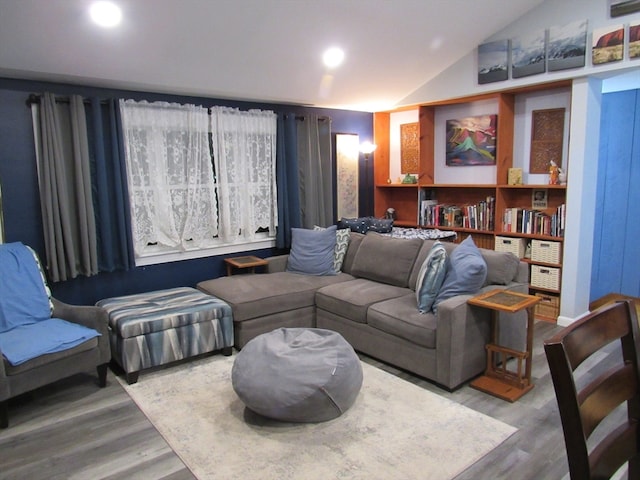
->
[415,241,448,313]
[287,226,337,276]
[434,236,487,313]
[314,226,351,272]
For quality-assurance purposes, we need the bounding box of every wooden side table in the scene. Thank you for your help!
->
[224,255,268,276]
[467,289,540,402]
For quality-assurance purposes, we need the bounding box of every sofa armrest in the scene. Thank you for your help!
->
[52,298,111,363]
[435,294,491,389]
[515,261,529,283]
[266,254,289,273]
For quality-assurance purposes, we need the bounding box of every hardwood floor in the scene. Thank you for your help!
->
[0,319,620,479]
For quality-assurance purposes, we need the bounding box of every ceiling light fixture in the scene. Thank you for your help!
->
[89,1,122,28]
[323,47,345,69]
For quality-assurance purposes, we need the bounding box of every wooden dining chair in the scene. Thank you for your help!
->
[544,300,640,479]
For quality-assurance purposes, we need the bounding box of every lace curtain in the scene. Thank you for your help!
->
[210,107,278,243]
[119,100,218,255]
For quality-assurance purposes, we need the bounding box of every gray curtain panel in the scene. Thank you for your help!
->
[297,115,333,229]
[36,93,98,282]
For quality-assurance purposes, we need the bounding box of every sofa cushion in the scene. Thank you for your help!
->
[481,249,520,286]
[434,236,487,312]
[350,233,423,287]
[197,272,353,322]
[367,294,437,349]
[416,241,448,313]
[287,226,337,276]
[341,232,365,275]
[315,278,411,324]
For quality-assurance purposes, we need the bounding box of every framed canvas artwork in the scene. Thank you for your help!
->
[445,115,497,166]
[477,40,509,84]
[335,133,359,219]
[629,23,640,58]
[511,29,546,78]
[548,19,588,72]
[592,24,624,65]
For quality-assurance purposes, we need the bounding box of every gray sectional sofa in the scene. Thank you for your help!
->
[197,232,528,390]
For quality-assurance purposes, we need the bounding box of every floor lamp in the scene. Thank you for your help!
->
[359,142,377,217]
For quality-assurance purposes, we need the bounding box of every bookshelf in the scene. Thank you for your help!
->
[373,80,571,321]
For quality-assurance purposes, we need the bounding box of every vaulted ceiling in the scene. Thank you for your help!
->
[0,0,545,111]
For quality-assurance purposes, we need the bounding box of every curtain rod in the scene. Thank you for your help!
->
[26,93,109,107]
[293,115,330,121]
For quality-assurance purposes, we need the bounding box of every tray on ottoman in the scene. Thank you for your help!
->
[97,287,233,384]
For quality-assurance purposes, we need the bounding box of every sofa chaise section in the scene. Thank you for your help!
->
[197,269,354,349]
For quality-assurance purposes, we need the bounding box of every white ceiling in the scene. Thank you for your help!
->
[0,0,545,111]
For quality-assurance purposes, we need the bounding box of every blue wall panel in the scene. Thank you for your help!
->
[591,89,640,301]
[0,78,373,305]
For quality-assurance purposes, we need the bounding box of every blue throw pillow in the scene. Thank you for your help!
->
[415,241,448,313]
[287,225,337,276]
[434,236,487,313]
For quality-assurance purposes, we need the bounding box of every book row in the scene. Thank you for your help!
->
[501,204,565,237]
[419,197,496,231]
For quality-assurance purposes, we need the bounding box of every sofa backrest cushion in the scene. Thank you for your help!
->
[351,233,423,287]
[480,249,520,286]
[341,232,365,274]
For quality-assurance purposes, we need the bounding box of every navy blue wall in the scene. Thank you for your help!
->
[0,78,373,305]
[591,88,640,301]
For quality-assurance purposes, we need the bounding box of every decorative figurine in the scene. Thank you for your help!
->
[557,167,567,185]
[549,161,559,185]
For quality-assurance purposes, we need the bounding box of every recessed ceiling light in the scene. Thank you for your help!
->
[89,1,122,28]
[323,47,345,69]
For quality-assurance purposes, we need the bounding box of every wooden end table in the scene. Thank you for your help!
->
[467,289,540,402]
[224,255,268,276]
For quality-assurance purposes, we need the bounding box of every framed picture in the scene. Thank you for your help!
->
[532,189,548,210]
[530,108,565,174]
[592,24,624,65]
[610,0,640,17]
[400,122,419,174]
[335,133,359,219]
[445,114,497,166]
[548,19,588,72]
[477,40,509,84]
[630,23,640,59]
[511,29,546,78]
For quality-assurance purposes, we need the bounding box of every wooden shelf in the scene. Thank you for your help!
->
[373,80,571,322]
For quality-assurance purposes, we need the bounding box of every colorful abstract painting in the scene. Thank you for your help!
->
[445,115,497,166]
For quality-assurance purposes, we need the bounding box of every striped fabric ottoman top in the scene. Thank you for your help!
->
[98,287,232,339]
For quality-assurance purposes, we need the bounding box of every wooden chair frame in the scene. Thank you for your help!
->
[544,300,640,479]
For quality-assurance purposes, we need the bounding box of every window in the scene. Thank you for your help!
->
[119,100,277,263]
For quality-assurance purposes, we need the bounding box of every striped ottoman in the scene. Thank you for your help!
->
[97,287,234,384]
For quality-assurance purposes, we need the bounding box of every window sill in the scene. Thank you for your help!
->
[134,238,276,266]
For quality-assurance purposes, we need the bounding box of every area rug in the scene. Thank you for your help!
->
[120,355,516,480]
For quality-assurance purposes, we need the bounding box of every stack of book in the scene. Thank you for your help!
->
[419,196,495,231]
[501,204,565,237]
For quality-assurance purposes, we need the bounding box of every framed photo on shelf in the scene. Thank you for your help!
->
[532,189,548,210]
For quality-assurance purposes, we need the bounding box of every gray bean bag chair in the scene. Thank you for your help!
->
[231,327,363,422]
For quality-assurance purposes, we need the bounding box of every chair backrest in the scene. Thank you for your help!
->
[544,300,640,479]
